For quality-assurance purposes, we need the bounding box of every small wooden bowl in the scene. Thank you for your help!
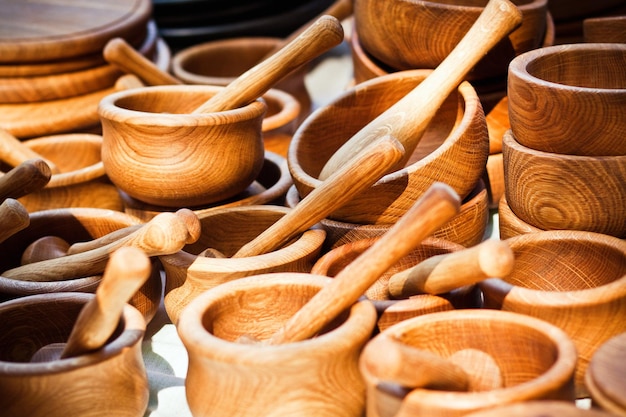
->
[159,205,326,324]
[4,133,124,212]
[508,43,626,156]
[288,69,488,225]
[465,400,617,417]
[259,88,301,157]
[497,195,542,239]
[0,207,163,322]
[286,179,489,251]
[177,272,377,417]
[479,230,626,397]
[584,15,626,43]
[99,84,266,207]
[120,150,293,222]
[360,309,577,417]
[502,129,626,238]
[353,0,549,80]
[0,292,148,417]
[586,331,626,416]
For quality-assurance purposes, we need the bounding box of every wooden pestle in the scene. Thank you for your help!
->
[0,158,51,201]
[2,210,200,282]
[318,0,523,180]
[0,198,29,244]
[0,127,60,174]
[21,235,71,265]
[388,239,515,298]
[264,182,461,345]
[191,15,344,114]
[232,135,406,258]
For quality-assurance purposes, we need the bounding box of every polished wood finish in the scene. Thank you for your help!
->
[497,195,542,239]
[21,236,71,265]
[0,199,29,244]
[0,127,59,173]
[584,15,626,43]
[0,159,51,202]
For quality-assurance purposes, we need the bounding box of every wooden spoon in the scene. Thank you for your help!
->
[387,239,515,298]
[1,210,200,282]
[191,15,344,114]
[264,182,461,345]
[232,135,405,258]
[0,127,60,174]
[318,0,523,179]
[0,198,30,244]
[0,158,51,201]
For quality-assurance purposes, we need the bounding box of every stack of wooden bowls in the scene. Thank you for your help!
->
[0,0,169,139]
[501,43,626,239]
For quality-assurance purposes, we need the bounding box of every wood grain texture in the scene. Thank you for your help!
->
[0,159,51,202]
[0,127,59,172]
[586,332,626,416]
[465,400,617,416]
[508,43,626,156]
[503,130,626,238]
[497,195,542,239]
[583,15,626,43]
[485,152,504,209]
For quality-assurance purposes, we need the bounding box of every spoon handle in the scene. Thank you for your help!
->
[0,158,51,201]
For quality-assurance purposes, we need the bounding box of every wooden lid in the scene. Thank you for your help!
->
[0,0,152,63]
[586,332,626,415]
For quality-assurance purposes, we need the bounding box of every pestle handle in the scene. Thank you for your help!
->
[266,182,461,345]
[60,246,151,359]
[0,128,60,174]
[104,37,182,86]
[388,239,515,298]
[1,210,199,282]
[232,135,406,258]
[0,198,29,244]
[0,158,51,201]
[192,15,344,114]
[318,0,523,180]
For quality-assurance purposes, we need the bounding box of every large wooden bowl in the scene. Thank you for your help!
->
[177,272,377,417]
[0,292,148,417]
[99,84,266,207]
[0,208,163,323]
[479,230,626,397]
[360,309,577,417]
[503,130,626,238]
[508,43,626,156]
[353,0,548,81]
[159,205,326,324]
[288,69,488,225]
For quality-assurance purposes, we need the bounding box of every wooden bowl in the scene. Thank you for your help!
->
[586,331,626,416]
[99,84,266,207]
[497,195,542,239]
[286,179,490,250]
[259,88,301,157]
[0,292,148,417]
[353,0,549,81]
[583,15,626,43]
[288,69,488,225]
[177,272,377,417]
[159,205,326,323]
[0,207,163,322]
[465,400,617,417]
[502,129,626,238]
[360,309,577,417]
[508,43,626,156]
[479,230,626,397]
[4,133,124,212]
[120,150,293,221]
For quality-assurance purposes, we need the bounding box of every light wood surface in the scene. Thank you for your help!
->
[0,128,60,173]
[465,401,617,416]
[586,332,626,416]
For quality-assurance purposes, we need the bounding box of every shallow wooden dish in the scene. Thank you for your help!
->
[508,43,626,156]
[288,69,488,225]
[360,309,577,417]
[586,331,626,416]
[0,207,163,323]
[497,195,542,239]
[479,230,626,397]
[159,205,326,324]
[99,84,266,207]
[503,129,626,238]
[0,292,148,417]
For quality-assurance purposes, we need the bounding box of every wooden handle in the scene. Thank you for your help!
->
[1,211,195,282]
[363,335,469,391]
[0,158,51,201]
[232,135,405,258]
[60,246,151,359]
[318,0,523,179]
[0,198,29,244]
[104,37,182,86]
[192,15,344,114]
[265,182,461,345]
[388,239,515,297]
[0,127,60,174]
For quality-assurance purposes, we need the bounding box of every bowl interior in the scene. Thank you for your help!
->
[22,134,102,173]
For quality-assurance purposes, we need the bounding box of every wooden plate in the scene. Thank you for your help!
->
[0,0,152,63]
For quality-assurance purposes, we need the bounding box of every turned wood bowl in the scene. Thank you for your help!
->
[0,292,148,417]
[286,179,489,250]
[360,309,577,417]
[583,15,626,43]
[502,129,626,238]
[159,205,326,324]
[479,230,626,397]
[586,331,626,416]
[288,69,488,225]
[177,272,377,417]
[353,0,549,81]
[0,207,163,322]
[497,195,542,239]
[508,43,626,156]
[2,133,124,212]
[119,150,292,221]
[99,84,266,207]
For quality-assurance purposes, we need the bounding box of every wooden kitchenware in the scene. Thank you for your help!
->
[586,331,626,416]
[0,159,51,202]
